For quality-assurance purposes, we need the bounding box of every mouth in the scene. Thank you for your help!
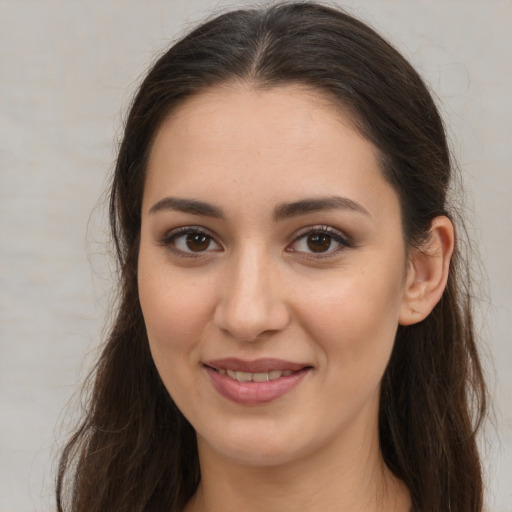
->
[211,368,296,382]
[203,358,312,405]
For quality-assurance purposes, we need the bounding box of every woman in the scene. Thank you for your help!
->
[57,2,487,511]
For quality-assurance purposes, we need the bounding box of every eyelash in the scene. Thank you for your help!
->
[158,225,352,259]
[158,226,221,258]
[286,225,352,259]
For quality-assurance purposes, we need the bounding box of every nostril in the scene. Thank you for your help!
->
[214,296,291,342]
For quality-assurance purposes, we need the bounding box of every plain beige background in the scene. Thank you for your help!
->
[0,1,510,511]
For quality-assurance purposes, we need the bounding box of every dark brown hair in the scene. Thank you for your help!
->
[57,3,487,511]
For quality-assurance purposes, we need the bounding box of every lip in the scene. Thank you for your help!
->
[204,357,308,373]
[203,358,311,405]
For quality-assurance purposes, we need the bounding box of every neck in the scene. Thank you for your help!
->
[185,425,410,512]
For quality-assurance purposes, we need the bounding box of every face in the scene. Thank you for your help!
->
[138,84,409,468]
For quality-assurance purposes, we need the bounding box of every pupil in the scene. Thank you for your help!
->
[307,233,331,252]
[186,233,209,251]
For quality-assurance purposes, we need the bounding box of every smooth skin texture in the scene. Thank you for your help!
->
[138,84,454,512]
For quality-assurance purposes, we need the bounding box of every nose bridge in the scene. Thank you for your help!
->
[214,240,288,341]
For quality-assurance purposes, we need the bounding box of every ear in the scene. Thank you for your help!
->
[398,216,455,326]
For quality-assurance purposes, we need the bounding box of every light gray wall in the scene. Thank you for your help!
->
[0,1,510,511]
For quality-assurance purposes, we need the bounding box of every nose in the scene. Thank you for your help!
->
[213,244,290,342]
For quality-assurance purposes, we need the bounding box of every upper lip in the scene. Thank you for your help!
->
[204,358,310,373]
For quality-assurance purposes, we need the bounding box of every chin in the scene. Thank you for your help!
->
[214,443,300,468]
[196,419,321,469]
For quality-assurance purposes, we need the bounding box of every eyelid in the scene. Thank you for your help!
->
[158,225,222,256]
[157,224,352,259]
[286,225,352,257]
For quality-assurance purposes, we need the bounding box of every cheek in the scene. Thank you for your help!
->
[295,263,404,384]
[139,272,189,343]
[138,238,214,337]
[137,252,215,392]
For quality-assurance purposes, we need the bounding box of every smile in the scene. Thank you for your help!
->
[216,368,294,382]
[203,358,311,405]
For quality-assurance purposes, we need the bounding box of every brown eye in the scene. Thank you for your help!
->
[186,233,210,252]
[287,226,350,257]
[162,228,221,256]
[306,233,332,253]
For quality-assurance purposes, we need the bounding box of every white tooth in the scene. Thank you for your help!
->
[218,368,227,375]
[268,370,283,380]
[226,369,237,379]
[282,370,293,377]
[236,371,252,382]
[252,372,269,382]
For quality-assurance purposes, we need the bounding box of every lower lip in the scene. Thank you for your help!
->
[205,366,310,405]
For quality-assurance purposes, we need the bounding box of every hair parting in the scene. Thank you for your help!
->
[57,3,487,511]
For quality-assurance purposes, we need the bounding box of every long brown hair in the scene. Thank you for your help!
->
[57,3,487,511]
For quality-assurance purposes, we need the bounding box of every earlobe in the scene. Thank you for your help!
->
[398,216,455,326]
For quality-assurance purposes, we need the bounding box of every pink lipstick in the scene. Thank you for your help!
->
[204,358,311,405]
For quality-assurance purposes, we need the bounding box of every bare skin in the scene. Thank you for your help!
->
[138,83,453,512]
[184,428,411,512]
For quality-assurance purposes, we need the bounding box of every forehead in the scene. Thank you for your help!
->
[144,83,399,222]
[150,83,363,164]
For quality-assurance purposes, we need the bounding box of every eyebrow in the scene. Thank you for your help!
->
[272,196,371,221]
[148,195,370,220]
[148,197,224,218]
